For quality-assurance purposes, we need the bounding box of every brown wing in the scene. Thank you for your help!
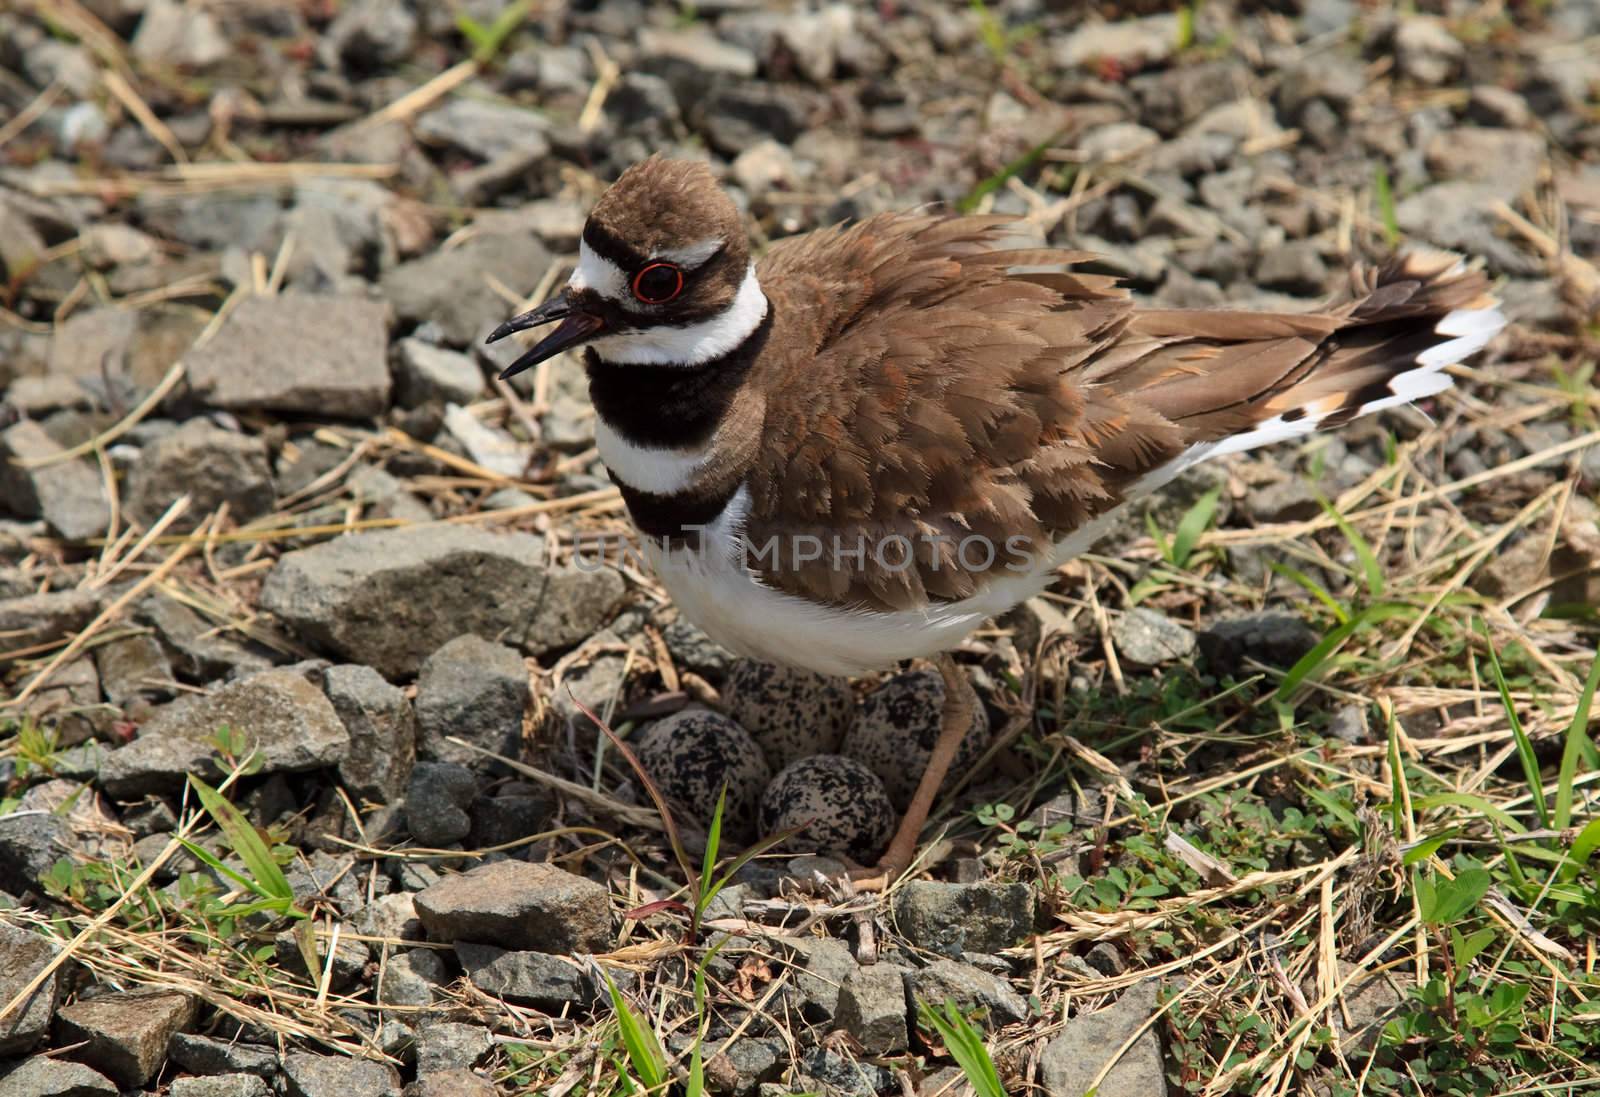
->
[743,215,1494,612]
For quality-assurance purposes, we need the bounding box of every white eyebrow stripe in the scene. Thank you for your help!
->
[655,237,725,270]
[569,240,629,301]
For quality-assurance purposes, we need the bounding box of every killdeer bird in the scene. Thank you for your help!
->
[488,157,1504,884]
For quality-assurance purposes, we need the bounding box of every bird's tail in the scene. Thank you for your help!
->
[1108,250,1503,487]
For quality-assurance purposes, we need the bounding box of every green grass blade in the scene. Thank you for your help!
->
[1170,486,1222,569]
[1276,603,1415,700]
[697,785,726,916]
[1484,637,1550,829]
[1565,817,1600,879]
[1374,163,1400,246]
[1317,493,1385,598]
[918,999,1007,1097]
[1410,792,1526,834]
[603,971,668,1090]
[1553,646,1600,831]
[1266,562,1349,625]
[187,774,294,903]
[958,133,1058,214]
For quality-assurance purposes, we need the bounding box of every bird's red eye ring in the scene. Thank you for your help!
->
[631,262,684,305]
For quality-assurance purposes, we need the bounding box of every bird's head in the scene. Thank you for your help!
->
[487,157,763,376]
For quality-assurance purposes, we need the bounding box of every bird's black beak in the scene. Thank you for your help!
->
[485,291,605,379]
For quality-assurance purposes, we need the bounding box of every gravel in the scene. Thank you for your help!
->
[413,860,613,954]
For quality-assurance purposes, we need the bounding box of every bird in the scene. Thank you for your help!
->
[487,156,1504,886]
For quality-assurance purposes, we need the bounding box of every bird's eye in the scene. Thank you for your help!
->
[631,262,684,305]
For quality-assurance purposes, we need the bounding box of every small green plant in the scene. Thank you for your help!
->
[958,133,1058,214]
[456,0,532,65]
[604,970,671,1094]
[1548,359,1597,429]
[1149,485,1222,570]
[919,999,1008,1097]
[177,773,301,922]
[1176,1,1200,51]
[1374,163,1401,247]
[6,717,62,780]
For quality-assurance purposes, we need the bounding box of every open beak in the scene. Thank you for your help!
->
[484,291,605,379]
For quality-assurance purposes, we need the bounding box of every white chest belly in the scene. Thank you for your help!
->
[644,485,1126,677]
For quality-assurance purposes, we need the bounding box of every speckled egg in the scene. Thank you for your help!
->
[842,666,991,811]
[722,659,856,774]
[759,755,894,860]
[633,708,770,838]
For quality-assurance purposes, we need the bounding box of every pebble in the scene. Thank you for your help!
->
[0,1058,118,1097]
[1394,16,1464,85]
[279,1052,403,1097]
[125,418,276,530]
[404,761,477,846]
[1198,613,1319,676]
[185,295,392,419]
[892,880,1035,958]
[260,525,623,678]
[380,232,552,347]
[413,634,530,767]
[0,921,60,1056]
[1110,608,1197,667]
[413,860,613,953]
[325,664,416,803]
[455,942,592,1011]
[99,669,350,798]
[53,989,196,1088]
[0,421,110,540]
[393,338,484,408]
[1040,982,1167,1097]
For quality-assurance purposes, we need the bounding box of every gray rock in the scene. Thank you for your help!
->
[892,881,1035,958]
[415,99,550,163]
[1327,705,1368,744]
[355,892,423,941]
[130,0,228,67]
[663,617,735,679]
[1040,982,1167,1097]
[169,1074,272,1097]
[1110,608,1197,666]
[168,1032,280,1077]
[0,588,99,652]
[1327,961,1414,1051]
[414,635,530,767]
[788,937,856,1025]
[905,958,1028,1026]
[405,1069,497,1097]
[414,860,612,953]
[404,761,477,845]
[280,1052,403,1097]
[1242,477,1320,524]
[273,924,369,989]
[1393,16,1462,85]
[640,27,758,77]
[261,525,623,678]
[394,339,484,407]
[0,812,72,895]
[286,850,364,912]
[0,1058,117,1097]
[93,632,176,705]
[53,989,196,1088]
[185,295,392,419]
[468,787,554,848]
[1130,60,1246,136]
[414,1022,492,1073]
[696,83,816,155]
[0,921,60,1056]
[99,669,350,798]
[136,590,274,680]
[456,942,591,1011]
[606,73,684,132]
[376,948,445,1007]
[1424,127,1545,197]
[1198,614,1319,676]
[835,963,908,1055]
[381,233,551,346]
[325,664,416,804]
[1054,14,1180,70]
[0,421,110,540]
[796,1047,894,1096]
[1077,122,1161,164]
[1254,242,1328,296]
[135,191,281,254]
[125,418,275,530]
[1467,86,1532,129]
[323,0,416,67]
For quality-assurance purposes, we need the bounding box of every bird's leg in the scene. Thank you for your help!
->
[852,653,973,892]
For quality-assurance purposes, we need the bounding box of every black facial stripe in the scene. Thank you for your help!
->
[583,220,647,272]
[585,304,774,450]
[613,476,738,546]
